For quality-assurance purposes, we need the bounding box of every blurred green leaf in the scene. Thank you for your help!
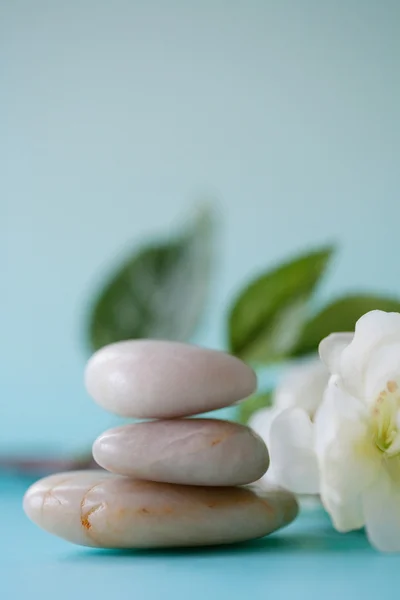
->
[237,391,273,425]
[88,206,214,352]
[293,294,400,357]
[227,247,335,364]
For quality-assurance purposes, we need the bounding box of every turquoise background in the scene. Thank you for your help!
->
[2,2,400,594]
[2,0,400,455]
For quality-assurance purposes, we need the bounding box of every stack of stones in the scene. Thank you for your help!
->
[24,341,298,548]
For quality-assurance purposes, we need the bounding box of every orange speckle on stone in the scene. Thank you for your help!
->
[211,438,223,446]
[387,381,398,393]
[80,503,104,533]
[210,433,230,446]
[137,507,150,515]
[137,506,174,516]
[81,515,92,530]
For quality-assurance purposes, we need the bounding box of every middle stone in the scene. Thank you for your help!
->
[93,419,269,486]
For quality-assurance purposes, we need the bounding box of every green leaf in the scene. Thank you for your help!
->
[88,206,214,352]
[237,391,273,425]
[227,246,335,364]
[293,294,400,357]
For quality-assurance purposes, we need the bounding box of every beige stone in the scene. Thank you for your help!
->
[85,340,257,418]
[23,471,298,548]
[93,419,269,486]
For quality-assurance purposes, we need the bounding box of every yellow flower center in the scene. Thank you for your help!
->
[371,380,400,457]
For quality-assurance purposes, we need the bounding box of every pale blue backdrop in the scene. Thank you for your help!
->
[2,0,399,454]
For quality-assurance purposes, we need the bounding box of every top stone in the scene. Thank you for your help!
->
[85,340,257,418]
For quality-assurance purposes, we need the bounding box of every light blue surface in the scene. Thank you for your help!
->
[2,474,400,599]
[2,0,400,453]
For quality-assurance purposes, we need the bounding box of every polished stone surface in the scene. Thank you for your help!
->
[85,340,257,418]
[93,419,269,486]
[23,471,298,548]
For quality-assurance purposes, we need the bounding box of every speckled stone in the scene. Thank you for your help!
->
[23,471,298,548]
[92,419,269,486]
[85,340,257,418]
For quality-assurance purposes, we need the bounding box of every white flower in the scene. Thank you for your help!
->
[249,359,329,490]
[268,310,400,552]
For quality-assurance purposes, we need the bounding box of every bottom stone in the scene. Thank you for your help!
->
[23,471,298,548]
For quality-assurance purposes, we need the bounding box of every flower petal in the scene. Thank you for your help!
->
[321,487,364,533]
[319,332,353,374]
[273,359,329,417]
[363,342,400,403]
[321,483,365,532]
[268,407,320,495]
[315,377,378,532]
[340,311,400,398]
[314,375,365,457]
[363,476,400,552]
[248,406,281,447]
